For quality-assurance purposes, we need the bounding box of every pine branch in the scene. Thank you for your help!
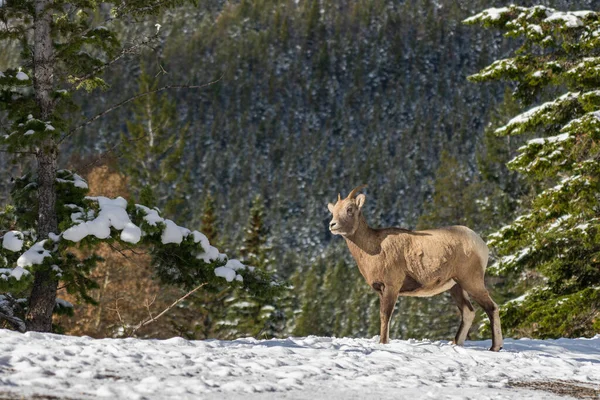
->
[0,310,26,332]
[0,148,36,155]
[60,3,127,48]
[0,26,27,37]
[59,75,223,144]
[131,282,207,335]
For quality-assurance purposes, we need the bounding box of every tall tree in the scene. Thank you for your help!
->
[417,150,477,230]
[466,5,600,338]
[240,195,271,270]
[0,0,277,332]
[219,195,282,338]
[120,67,191,219]
[200,192,219,245]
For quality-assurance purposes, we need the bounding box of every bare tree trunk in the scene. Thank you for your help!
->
[25,0,58,332]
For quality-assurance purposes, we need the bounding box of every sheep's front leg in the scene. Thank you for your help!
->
[377,285,399,344]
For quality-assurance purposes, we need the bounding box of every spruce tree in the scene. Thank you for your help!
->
[418,150,477,230]
[466,5,600,338]
[292,261,325,337]
[120,66,191,220]
[219,195,284,338]
[200,192,219,245]
[474,89,532,234]
[240,195,270,270]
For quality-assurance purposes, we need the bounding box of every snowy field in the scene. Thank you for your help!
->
[0,330,599,399]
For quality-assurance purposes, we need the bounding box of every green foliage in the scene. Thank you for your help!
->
[291,261,326,337]
[0,172,280,330]
[219,195,284,339]
[417,150,478,230]
[240,195,270,269]
[0,0,284,332]
[120,66,191,220]
[500,288,600,339]
[291,250,382,339]
[200,193,219,244]
[467,5,600,338]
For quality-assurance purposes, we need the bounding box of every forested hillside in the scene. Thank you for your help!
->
[1,0,597,340]
[68,0,592,258]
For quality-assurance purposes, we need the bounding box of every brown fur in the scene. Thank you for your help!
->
[328,186,503,351]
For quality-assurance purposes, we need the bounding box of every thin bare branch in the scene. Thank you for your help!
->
[107,242,150,274]
[70,34,160,84]
[107,297,126,328]
[131,282,207,335]
[155,63,168,77]
[144,295,157,321]
[60,75,223,145]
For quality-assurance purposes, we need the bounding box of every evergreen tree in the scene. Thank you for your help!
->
[171,190,231,340]
[120,66,191,220]
[200,192,219,245]
[474,89,532,234]
[321,259,350,336]
[219,195,284,338]
[240,195,271,270]
[466,5,600,338]
[418,150,477,230]
[292,261,326,337]
[0,0,278,333]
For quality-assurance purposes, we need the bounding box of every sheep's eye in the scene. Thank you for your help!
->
[346,207,353,215]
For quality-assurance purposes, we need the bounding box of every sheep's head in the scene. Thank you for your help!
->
[328,185,367,236]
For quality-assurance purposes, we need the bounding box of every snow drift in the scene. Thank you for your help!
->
[0,330,598,399]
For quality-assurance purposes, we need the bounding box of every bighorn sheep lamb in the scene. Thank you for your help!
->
[328,185,503,351]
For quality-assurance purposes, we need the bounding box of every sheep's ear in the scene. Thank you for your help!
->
[328,203,335,213]
[355,194,366,209]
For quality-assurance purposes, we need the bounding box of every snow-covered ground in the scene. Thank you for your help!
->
[0,330,599,399]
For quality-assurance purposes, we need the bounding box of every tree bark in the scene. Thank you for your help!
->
[25,0,58,332]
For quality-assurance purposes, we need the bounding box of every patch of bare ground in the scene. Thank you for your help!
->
[509,380,600,399]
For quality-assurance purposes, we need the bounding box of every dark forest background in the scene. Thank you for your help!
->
[1,0,597,340]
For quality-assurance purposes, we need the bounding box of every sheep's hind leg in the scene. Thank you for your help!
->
[449,283,475,346]
[458,281,503,352]
[470,290,503,351]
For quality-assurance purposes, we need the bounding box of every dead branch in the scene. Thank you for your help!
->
[131,282,207,335]
[144,295,157,321]
[106,297,127,332]
[59,75,223,145]
[70,34,160,84]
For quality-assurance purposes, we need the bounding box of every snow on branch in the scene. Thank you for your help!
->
[495,92,580,136]
[464,5,595,29]
[0,173,273,294]
[507,107,600,175]
[467,58,520,82]
[463,7,514,25]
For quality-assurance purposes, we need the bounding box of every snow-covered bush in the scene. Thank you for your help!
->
[0,172,280,331]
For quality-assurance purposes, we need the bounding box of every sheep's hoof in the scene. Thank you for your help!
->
[489,346,502,352]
